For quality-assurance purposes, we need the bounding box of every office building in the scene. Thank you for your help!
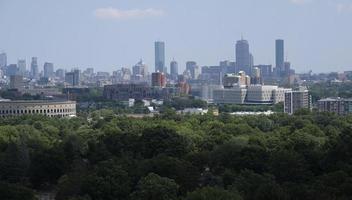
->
[65,69,80,86]
[6,64,18,76]
[44,62,54,78]
[17,59,26,76]
[254,65,272,79]
[317,98,352,115]
[251,67,262,85]
[31,57,39,79]
[236,39,251,75]
[151,72,166,87]
[10,75,24,89]
[201,66,223,85]
[220,60,236,74]
[213,85,290,105]
[56,69,65,80]
[186,61,200,79]
[275,39,285,77]
[223,71,251,88]
[103,84,179,101]
[284,61,291,76]
[132,59,148,80]
[0,53,7,68]
[170,60,178,81]
[0,100,76,118]
[155,41,165,73]
[284,87,310,115]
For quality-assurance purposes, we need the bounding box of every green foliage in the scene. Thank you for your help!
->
[130,173,179,200]
[0,182,37,200]
[0,111,352,199]
[185,186,242,200]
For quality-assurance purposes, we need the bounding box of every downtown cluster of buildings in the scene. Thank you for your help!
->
[0,38,311,116]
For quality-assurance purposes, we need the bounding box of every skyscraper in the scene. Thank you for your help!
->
[170,60,178,81]
[6,64,18,76]
[0,53,7,68]
[155,41,165,73]
[276,39,285,77]
[236,39,251,75]
[65,69,80,86]
[132,59,148,81]
[44,62,54,78]
[31,57,39,79]
[17,59,26,76]
[186,61,200,79]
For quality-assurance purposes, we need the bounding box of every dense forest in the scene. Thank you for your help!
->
[1,110,352,200]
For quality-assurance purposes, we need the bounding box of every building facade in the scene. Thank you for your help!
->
[31,57,39,79]
[170,60,178,81]
[103,84,179,101]
[151,72,166,87]
[275,39,285,77]
[317,98,352,115]
[236,39,251,75]
[284,88,310,115]
[155,41,165,73]
[44,62,54,78]
[0,100,76,118]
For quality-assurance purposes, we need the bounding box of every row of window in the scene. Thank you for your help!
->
[0,108,75,115]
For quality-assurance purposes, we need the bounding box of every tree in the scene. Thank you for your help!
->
[130,173,179,200]
[0,182,36,200]
[82,160,131,200]
[185,186,242,200]
[141,126,192,158]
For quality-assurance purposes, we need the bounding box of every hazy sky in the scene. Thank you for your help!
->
[0,0,352,73]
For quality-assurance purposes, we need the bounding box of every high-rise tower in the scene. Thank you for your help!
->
[155,41,165,73]
[235,39,251,75]
[170,60,178,81]
[275,39,285,77]
[31,57,39,79]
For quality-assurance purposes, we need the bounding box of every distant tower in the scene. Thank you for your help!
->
[132,59,148,81]
[236,39,251,75]
[276,39,285,77]
[44,62,54,78]
[17,59,26,76]
[155,41,165,73]
[170,60,178,81]
[31,57,39,79]
[0,53,7,68]
[186,61,200,80]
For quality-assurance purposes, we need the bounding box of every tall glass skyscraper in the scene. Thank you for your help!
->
[276,39,285,76]
[235,39,251,75]
[44,62,54,78]
[170,60,178,80]
[31,57,39,79]
[155,41,165,73]
[17,59,26,76]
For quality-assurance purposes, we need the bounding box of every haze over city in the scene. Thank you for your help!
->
[1,0,352,72]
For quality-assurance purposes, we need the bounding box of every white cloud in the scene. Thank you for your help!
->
[94,7,164,20]
[336,3,352,13]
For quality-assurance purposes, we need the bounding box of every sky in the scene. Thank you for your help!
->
[0,0,352,73]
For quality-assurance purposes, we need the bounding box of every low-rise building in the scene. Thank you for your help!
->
[213,85,290,105]
[103,84,179,101]
[0,100,76,117]
[317,97,352,115]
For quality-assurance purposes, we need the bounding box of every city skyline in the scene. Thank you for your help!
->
[1,0,352,73]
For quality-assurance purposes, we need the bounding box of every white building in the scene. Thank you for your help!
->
[213,86,247,104]
[213,85,291,105]
[0,100,76,118]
